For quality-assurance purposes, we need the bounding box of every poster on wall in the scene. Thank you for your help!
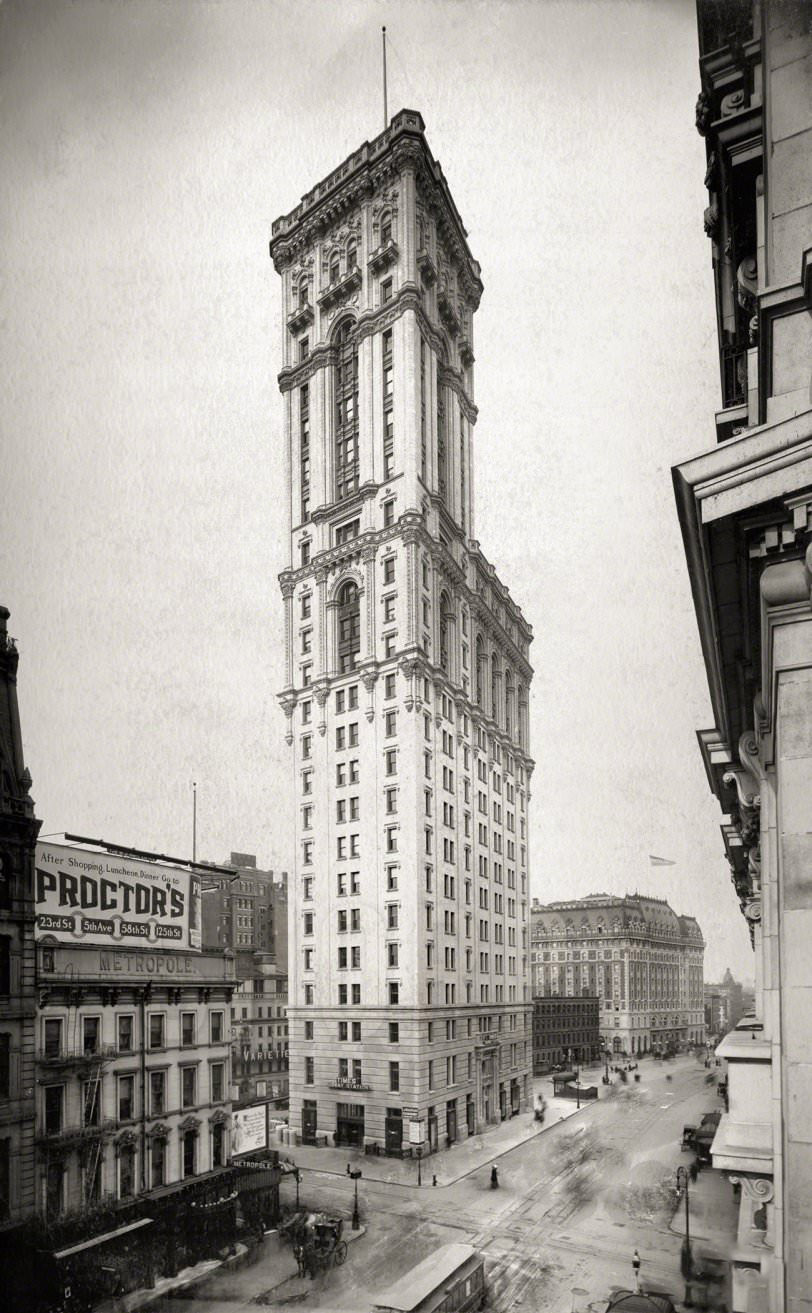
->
[35,840,201,951]
[231,1104,268,1157]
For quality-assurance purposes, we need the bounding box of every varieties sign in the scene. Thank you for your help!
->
[35,841,201,951]
[231,1105,267,1157]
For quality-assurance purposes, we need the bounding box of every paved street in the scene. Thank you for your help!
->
[148,1055,727,1313]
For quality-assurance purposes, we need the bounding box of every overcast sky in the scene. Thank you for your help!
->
[1,0,753,980]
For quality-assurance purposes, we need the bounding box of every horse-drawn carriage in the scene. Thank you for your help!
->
[279,1211,347,1276]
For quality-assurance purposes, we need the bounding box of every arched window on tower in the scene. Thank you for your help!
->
[491,654,501,726]
[337,581,360,673]
[505,668,515,738]
[334,320,359,501]
[439,591,451,675]
[436,359,447,504]
[475,635,485,708]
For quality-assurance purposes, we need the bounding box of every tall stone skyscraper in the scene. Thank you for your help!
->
[271,111,534,1153]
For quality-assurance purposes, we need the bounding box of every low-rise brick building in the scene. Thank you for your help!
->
[532,995,601,1073]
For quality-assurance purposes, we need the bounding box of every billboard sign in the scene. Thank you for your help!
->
[35,841,201,951]
[231,1104,268,1157]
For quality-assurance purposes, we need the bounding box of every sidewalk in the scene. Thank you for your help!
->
[669,1164,738,1256]
[276,1083,602,1188]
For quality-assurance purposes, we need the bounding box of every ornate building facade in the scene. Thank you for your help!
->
[0,607,40,1234]
[673,4,812,1309]
[530,895,705,1057]
[35,940,236,1219]
[271,110,534,1153]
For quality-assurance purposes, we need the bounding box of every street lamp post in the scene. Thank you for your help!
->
[676,1166,693,1307]
[349,1168,362,1231]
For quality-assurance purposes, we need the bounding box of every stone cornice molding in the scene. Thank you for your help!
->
[271,112,482,300]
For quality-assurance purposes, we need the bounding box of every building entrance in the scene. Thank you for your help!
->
[499,1085,507,1120]
[427,1107,438,1152]
[446,1098,457,1144]
[510,1078,520,1115]
[466,1094,475,1135]
[302,1100,317,1145]
[384,1108,402,1156]
[335,1103,365,1147]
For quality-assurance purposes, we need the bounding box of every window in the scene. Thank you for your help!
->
[385,710,397,737]
[303,876,313,900]
[118,1075,134,1122]
[381,213,392,245]
[119,1144,135,1198]
[149,1014,165,1050]
[388,982,399,1006]
[385,748,397,775]
[389,1061,400,1091]
[305,1056,314,1085]
[351,946,361,969]
[305,1020,314,1040]
[182,1067,197,1108]
[44,1018,63,1058]
[386,865,398,891]
[334,320,359,499]
[329,250,340,284]
[44,1084,63,1134]
[383,595,396,624]
[387,904,399,930]
[116,1014,133,1052]
[212,1122,226,1168]
[181,1013,195,1047]
[351,983,361,1004]
[337,581,361,672]
[183,1129,197,1178]
[383,556,395,585]
[211,1063,224,1102]
[347,239,357,270]
[300,539,311,566]
[151,1136,166,1189]
[299,335,309,361]
[381,277,393,304]
[299,382,310,520]
[335,518,360,545]
[389,1022,399,1044]
[82,1016,100,1055]
[150,1070,165,1116]
[384,672,396,698]
[383,498,395,527]
[387,943,399,968]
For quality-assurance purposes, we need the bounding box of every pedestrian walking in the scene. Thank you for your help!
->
[490,1165,499,1189]
[632,1249,641,1292]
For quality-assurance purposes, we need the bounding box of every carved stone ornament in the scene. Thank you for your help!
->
[704,150,717,190]
[721,89,745,117]
[744,897,762,924]
[149,1122,170,1139]
[749,314,759,346]
[737,255,758,312]
[704,202,720,240]
[179,1115,201,1134]
[695,90,713,136]
[115,1129,138,1151]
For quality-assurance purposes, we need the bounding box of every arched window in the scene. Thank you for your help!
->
[475,635,484,707]
[380,211,392,246]
[504,668,514,737]
[346,240,357,271]
[439,591,451,674]
[491,654,500,725]
[337,581,360,672]
[334,321,359,500]
[436,359,447,503]
[329,251,340,284]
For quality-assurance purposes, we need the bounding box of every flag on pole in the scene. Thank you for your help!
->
[649,855,676,867]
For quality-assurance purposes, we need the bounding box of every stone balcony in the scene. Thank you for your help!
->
[317,267,361,313]
[287,301,314,336]
[368,240,399,276]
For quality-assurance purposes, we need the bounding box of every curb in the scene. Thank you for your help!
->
[285,1099,601,1192]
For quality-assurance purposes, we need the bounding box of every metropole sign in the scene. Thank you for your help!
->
[35,840,201,951]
